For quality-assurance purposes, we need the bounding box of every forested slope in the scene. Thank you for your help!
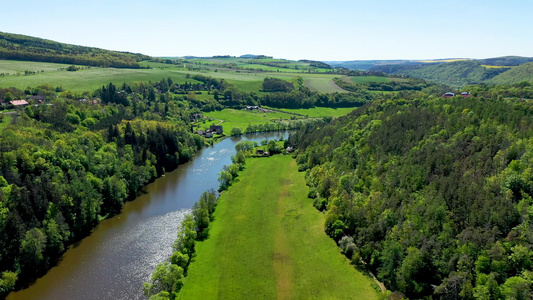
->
[370,60,508,87]
[290,85,533,299]
[0,31,150,68]
[489,62,533,85]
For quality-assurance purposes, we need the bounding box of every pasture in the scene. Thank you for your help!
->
[179,155,378,300]
[198,108,298,133]
[0,59,344,94]
[269,106,357,118]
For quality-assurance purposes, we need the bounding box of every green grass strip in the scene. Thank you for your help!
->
[179,155,378,299]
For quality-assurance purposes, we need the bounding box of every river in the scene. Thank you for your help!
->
[8,131,291,300]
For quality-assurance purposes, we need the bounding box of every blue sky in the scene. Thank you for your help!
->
[1,0,532,61]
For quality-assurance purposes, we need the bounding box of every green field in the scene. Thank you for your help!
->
[0,113,13,132]
[350,76,390,83]
[179,156,378,299]
[0,59,342,94]
[198,108,297,133]
[0,60,77,75]
[269,106,356,118]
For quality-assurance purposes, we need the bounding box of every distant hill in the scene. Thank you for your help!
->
[367,56,533,87]
[488,62,533,85]
[0,31,151,68]
[325,60,415,71]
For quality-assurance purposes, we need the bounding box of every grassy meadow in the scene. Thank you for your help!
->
[350,76,390,83]
[198,108,298,133]
[0,59,342,94]
[179,155,378,300]
[269,106,356,118]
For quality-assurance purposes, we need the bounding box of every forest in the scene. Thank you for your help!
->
[288,81,533,299]
[0,79,213,296]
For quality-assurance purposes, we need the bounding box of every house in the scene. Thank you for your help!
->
[27,95,45,102]
[442,92,455,98]
[256,149,264,155]
[286,146,295,153]
[10,100,29,107]
[209,125,223,135]
[196,130,205,136]
[190,113,202,121]
[205,132,213,138]
[461,92,471,98]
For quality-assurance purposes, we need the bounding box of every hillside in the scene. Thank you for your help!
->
[368,56,533,87]
[0,31,150,68]
[289,88,533,298]
[489,62,533,85]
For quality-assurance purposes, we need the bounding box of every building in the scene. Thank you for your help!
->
[461,92,471,98]
[10,100,29,107]
[209,125,223,135]
[442,92,455,98]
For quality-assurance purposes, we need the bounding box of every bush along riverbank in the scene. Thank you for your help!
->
[143,190,218,299]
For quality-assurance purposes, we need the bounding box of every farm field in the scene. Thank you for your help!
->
[0,60,77,75]
[269,106,356,118]
[179,155,378,300]
[0,59,343,94]
[350,76,390,83]
[198,108,297,133]
[0,65,201,92]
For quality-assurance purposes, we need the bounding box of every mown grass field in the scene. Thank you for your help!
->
[179,155,378,300]
[270,106,356,118]
[0,59,343,94]
[198,108,297,133]
[0,60,77,75]
[350,76,390,83]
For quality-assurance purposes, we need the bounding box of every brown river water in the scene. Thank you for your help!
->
[8,131,290,300]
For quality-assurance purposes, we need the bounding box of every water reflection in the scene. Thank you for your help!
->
[9,131,290,300]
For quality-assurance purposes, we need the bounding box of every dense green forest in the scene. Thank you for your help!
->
[0,32,150,68]
[369,57,533,87]
[0,80,215,296]
[289,82,533,299]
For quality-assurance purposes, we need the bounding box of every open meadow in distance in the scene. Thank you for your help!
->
[179,155,378,300]
[198,108,299,133]
[0,60,345,94]
[267,106,357,118]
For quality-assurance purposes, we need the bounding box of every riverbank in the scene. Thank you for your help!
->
[178,155,378,299]
[7,131,290,300]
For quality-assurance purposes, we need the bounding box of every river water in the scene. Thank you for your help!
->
[8,131,290,300]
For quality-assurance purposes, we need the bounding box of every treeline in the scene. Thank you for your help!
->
[0,85,206,296]
[143,190,218,299]
[0,31,150,68]
[333,77,432,92]
[289,86,533,299]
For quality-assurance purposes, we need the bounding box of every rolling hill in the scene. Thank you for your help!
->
[367,56,533,87]
[0,31,151,68]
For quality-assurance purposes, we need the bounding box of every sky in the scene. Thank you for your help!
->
[1,0,532,61]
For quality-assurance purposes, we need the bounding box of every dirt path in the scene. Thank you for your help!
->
[273,160,295,300]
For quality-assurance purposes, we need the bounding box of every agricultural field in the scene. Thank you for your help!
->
[0,65,201,92]
[197,108,298,133]
[0,60,77,75]
[270,106,356,118]
[350,76,390,83]
[179,155,378,300]
[0,59,342,94]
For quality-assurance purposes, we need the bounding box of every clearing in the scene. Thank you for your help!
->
[179,155,378,299]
